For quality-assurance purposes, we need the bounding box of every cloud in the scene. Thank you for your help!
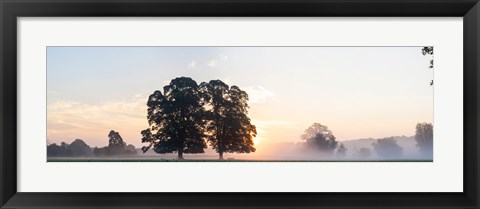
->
[47,95,149,147]
[205,55,227,68]
[220,54,229,60]
[188,61,197,68]
[207,59,217,67]
[243,86,275,104]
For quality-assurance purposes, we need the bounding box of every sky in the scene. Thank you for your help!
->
[47,47,433,148]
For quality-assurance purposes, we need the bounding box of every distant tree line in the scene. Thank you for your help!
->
[47,139,93,157]
[372,137,403,159]
[47,130,137,157]
[355,147,371,159]
[300,122,433,159]
[141,77,257,160]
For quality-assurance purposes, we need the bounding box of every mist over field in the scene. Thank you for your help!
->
[48,134,433,162]
[133,135,429,161]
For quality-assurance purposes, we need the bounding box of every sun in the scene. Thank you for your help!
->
[253,137,261,145]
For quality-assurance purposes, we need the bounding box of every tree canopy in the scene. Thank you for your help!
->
[69,139,93,156]
[301,123,338,153]
[93,130,137,156]
[47,143,64,157]
[373,137,403,159]
[107,130,126,155]
[141,77,208,159]
[415,122,433,157]
[200,80,256,159]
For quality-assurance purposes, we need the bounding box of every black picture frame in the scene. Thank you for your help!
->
[1,0,479,208]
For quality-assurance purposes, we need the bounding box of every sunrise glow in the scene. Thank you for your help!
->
[47,46,433,161]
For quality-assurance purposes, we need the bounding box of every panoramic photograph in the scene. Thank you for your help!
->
[46,46,433,162]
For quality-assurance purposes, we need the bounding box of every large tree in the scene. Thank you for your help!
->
[415,122,433,157]
[200,80,256,160]
[141,77,207,159]
[301,123,338,153]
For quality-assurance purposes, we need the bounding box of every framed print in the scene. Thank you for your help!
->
[1,0,479,208]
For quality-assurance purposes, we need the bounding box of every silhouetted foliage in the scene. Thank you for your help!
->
[47,139,92,157]
[93,146,108,156]
[69,139,93,156]
[47,143,64,157]
[125,144,137,155]
[336,143,347,158]
[93,130,137,156]
[422,47,434,85]
[422,47,433,56]
[107,130,126,155]
[141,77,207,159]
[373,137,403,159]
[200,80,256,159]
[355,147,371,159]
[415,122,433,157]
[301,123,338,153]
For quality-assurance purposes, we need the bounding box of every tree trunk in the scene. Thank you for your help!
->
[178,149,184,160]
[178,129,185,160]
[219,137,224,160]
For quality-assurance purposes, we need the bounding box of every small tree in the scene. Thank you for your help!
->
[91,131,137,157]
[301,123,338,153]
[415,122,433,157]
[336,143,347,158]
[373,137,403,159]
[108,130,126,155]
[59,142,71,156]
